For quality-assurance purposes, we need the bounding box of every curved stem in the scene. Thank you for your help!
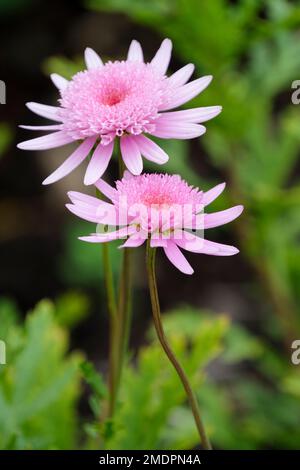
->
[146,243,212,450]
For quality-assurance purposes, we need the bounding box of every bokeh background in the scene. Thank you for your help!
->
[1,0,300,450]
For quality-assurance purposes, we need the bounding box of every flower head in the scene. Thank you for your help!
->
[18,39,221,185]
[66,172,243,275]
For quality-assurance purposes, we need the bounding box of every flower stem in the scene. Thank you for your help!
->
[146,242,212,450]
[115,245,131,383]
[103,153,133,418]
[115,155,132,390]
[96,187,118,418]
[102,243,119,418]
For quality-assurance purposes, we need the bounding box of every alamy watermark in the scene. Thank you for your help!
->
[291,80,300,104]
[0,340,6,365]
[95,198,205,248]
[291,340,300,365]
[0,80,6,104]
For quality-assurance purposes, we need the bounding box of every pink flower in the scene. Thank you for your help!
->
[17,39,221,185]
[66,172,243,275]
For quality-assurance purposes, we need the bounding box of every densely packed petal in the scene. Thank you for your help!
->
[66,173,243,275]
[18,39,221,184]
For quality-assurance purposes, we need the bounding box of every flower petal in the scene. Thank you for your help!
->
[161,75,213,111]
[127,39,144,62]
[134,135,169,164]
[50,73,68,91]
[95,180,117,203]
[150,236,168,248]
[19,124,62,131]
[79,226,135,243]
[163,241,194,275]
[66,204,102,224]
[200,239,239,256]
[150,38,172,75]
[94,179,116,201]
[120,135,143,175]
[122,170,135,180]
[160,106,222,124]
[204,205,244,229]
[175,232,215,253]
[202,183,226,206]
[17,131,74,151]
[68,191,100,207]
[167,64,195,88]
[84,141,114,185]
[26,102,62,122]
[119,232,146,248]
[42,136,96,185]
[152,122,206,139]
[84,47,103,69]
[174,231,239,256]
[66,201,117,225]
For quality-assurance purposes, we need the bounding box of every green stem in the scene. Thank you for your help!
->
[115,155,132,391]
[95,187,118,418]
[102,243,118,418]
[146,242,212,450]
[103,152,133,418]
[102,243,117,319]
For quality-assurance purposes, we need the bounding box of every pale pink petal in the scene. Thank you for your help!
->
[160,76,213,111]
[67,192,116,217]
[199,239,239,256]
[42,137,96,185]
[68,191,101,207]
[17,131,74,151]
[174,231,215,253]
[119,232,146,248]
[19,124,62,131]
[204,205,244,229]
[84,141,114,185]
[167,64,195,88]
[120,135,143,175]
[66,202,117,225]
[50,73,68,91]
[160,106,222,124]
[127,40,144,62]
[150,38,172,75]
[122,170,135,180]
[180,212,204,230]
[84,47,103,69]
[26,102,62,122]
[150,236,168,248]
[134,135,169,164]
[94,179,116,201]
[79,226,135,243]
[152,122,206,139]
[175,234,239,256]
[202,183,226,206]
[66,204,102,224]
[163,241,194,275]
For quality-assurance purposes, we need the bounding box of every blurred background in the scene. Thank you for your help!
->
[0,0,300,450]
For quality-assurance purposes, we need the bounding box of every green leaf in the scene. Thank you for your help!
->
[0,299,82,449]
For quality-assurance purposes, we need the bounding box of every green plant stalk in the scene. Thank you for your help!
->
[146,242,212,450]
[102,153,133,418]
[115,154,132,394]
[103,243,119,418]
[95,187,118,419]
